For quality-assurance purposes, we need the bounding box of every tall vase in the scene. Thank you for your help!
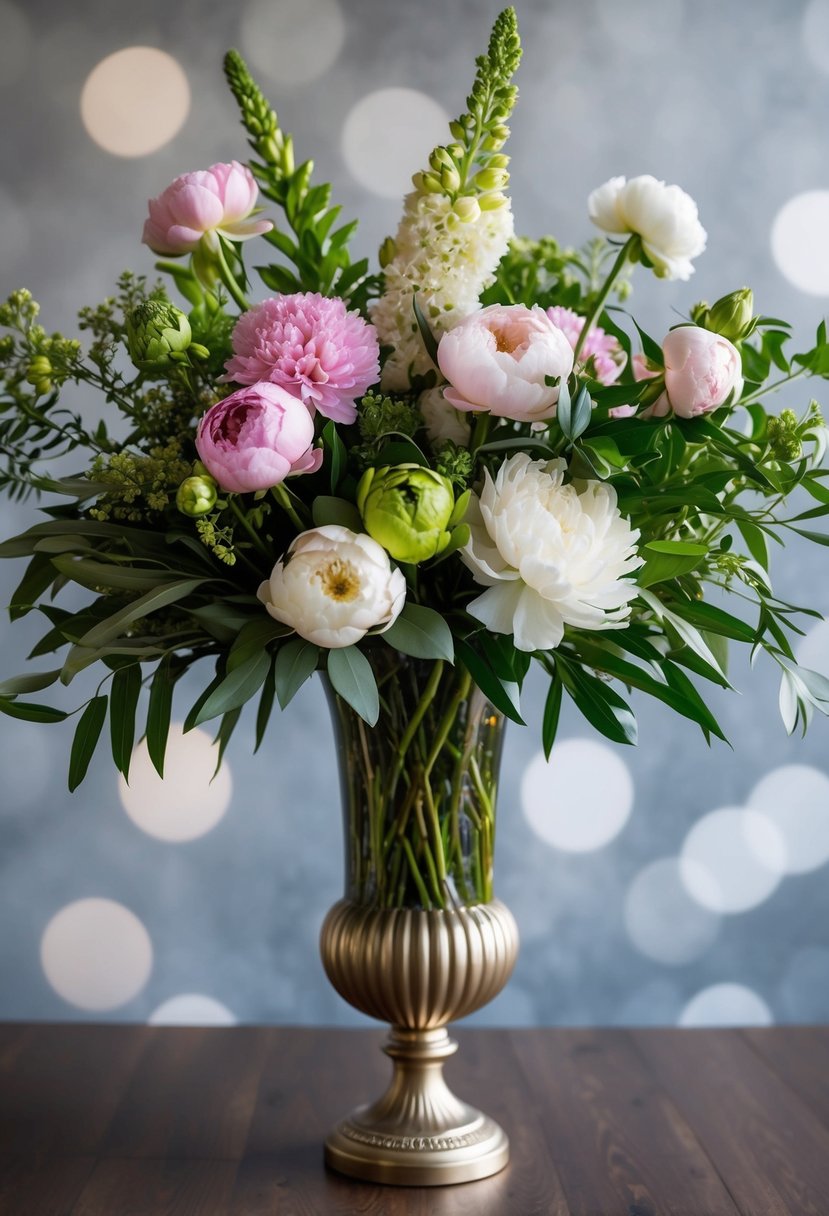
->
[319,651,519,1186]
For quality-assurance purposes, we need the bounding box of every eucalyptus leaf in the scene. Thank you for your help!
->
[327,645,379,725]
[0,698,68,723]
[274,638,319,709]
[77,579,205,650]
[0,669,61,697]
[455,639,525,725]
[69,696,108,792]
[382,604,454,662]
[194,650,272,725]
[110,663,142,780]
[146,656,175,778]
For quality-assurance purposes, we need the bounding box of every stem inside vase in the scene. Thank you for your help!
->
[325,651,506,910]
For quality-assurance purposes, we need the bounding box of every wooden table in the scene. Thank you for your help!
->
[1,1023,828,1214]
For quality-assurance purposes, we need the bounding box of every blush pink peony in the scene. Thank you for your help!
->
[195,382,321,494]
[662,326,742,418]
[437,303,574,424]
[142,161,272,256]
[546,306,625,386]
[223,293,380,425]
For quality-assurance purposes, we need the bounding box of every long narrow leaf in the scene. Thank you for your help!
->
[69,696,108,791]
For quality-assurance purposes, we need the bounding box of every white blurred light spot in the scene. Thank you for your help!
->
[624,858,720,965]
[597,0,684,52]
[679,983,773,1028]
[118,723,232,842]
[795,617,829,675]
[680,808,783,914]
[342,88,449,199]
[41,898,152,1011]
[80,47,190,157]
[241,0,345,88]
[0,1,31,87]
[771,192,829,295]
[149,993,237,1026]
[802,0,829,73]
[521,739,633,853]
[748,765,829,875]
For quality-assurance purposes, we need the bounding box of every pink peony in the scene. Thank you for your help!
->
[437,304,574,424]
[223,293,380,425]
[142,161,272,256]
[195,382,322,494]
[546,306,625,386]
[662,326,742,418]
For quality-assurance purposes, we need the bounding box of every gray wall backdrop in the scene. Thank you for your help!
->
[2,0,829,1028]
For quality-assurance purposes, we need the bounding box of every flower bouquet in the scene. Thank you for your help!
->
[2,7,829,1185]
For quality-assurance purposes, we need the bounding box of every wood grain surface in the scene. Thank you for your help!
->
[0,1024,827,1215]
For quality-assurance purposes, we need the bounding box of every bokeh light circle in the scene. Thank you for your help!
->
[771,192,829,296]
[240,0,345,88]
[748,764,829,875]
[521,739,633,853]
[118,724,232,843]
[680,808,783,914]
[342,88,449,199]
[149,993,237,1026]
[41,898,153,1011]
[624,858,720,965]
[80,47,190,157]
[679,983,772,1027]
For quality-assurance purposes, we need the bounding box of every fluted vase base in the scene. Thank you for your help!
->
[324,1027,509,1186]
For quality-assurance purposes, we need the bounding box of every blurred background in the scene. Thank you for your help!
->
[2,0,829,1029]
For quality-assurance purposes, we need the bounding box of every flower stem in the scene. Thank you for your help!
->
[215,240,250,312]
[739,368,807,407]
[572,236,636,364]
[226,495,271,559]
[271,484,307,532]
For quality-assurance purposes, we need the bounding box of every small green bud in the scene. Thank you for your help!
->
[379,236,397,269]
[453,196,481,224]
[126,299,193,373]
[26,354,53,395]
[447,143,465,160]
[176,474,218,517]
[491,124,510,142]
[429,146,454,172]
[478,191,509,212]
[486,153,510,169]
[419,172,443,194]
[441,165,461,193]
[473,167,509,192]
[767,408,802,462]
[704,288,755,342]
[356,463,456,563]
[690,301,710,327]
[449,120,466,141]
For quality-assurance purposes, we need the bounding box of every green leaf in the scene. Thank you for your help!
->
[254,658,277,753]
[212,708,241,777]
[110,663,142,780]
[638,540,708,588]
[455,638,525,725]
[670,599,755,643]
[274,638,319,709]
[430,523,470,566]
[0,669,61,697]
[227,616,289,672]
[76,579,204,651]
[736,520,770,569]
[9,554,58,620]
[412,291,440,368]
[146,656,175,778]
[382,604,454,662]
[542,673,563,759]
[194,650,272,725]
[312,495,363,531]
[322,420,347,493]
[560,661,638,745]
[326,646,379,725]
[638,588,728,680]
[50,556,171,593]
[69,696,108,792]
[0,698,68,723]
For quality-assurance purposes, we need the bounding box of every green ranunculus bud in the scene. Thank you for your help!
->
[356,463,456,563]
[703,288,755,342]
[126,300,193,373]
[176,474,218,518]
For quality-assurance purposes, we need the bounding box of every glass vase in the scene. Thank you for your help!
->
[319,651,519,1186]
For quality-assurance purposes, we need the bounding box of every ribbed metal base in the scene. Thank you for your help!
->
[324,1028,509,1186]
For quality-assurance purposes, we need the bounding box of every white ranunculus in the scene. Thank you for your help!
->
[258,525,406,649]
[588,174,707,282]
[418,387,472,447]
[461,453,642,652]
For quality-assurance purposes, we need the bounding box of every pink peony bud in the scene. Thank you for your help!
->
[437,303,574,424]
[662,326,742,419]
[195,382,321,494]
[142,161,272,256]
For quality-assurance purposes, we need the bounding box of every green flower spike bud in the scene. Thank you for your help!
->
[702,288,755,342]
[176,474,218,518]
[356,463,457,563]
[379,236,397,268]
[126,300,194,373]
[453,196,482,224]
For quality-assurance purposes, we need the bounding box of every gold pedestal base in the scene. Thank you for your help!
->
[325,1027,510,1186]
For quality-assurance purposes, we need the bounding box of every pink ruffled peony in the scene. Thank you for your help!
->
[437,304,574,424]
[546,306,625,386]
[143,161,272,256]
[223,293,380,425]
[195,382,322,494]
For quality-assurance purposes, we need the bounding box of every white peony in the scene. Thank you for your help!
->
[588,174,707,282]
[461,453,642,652]
[258,525,406,649]
[418,387,472,447]
[372,191,514,391]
